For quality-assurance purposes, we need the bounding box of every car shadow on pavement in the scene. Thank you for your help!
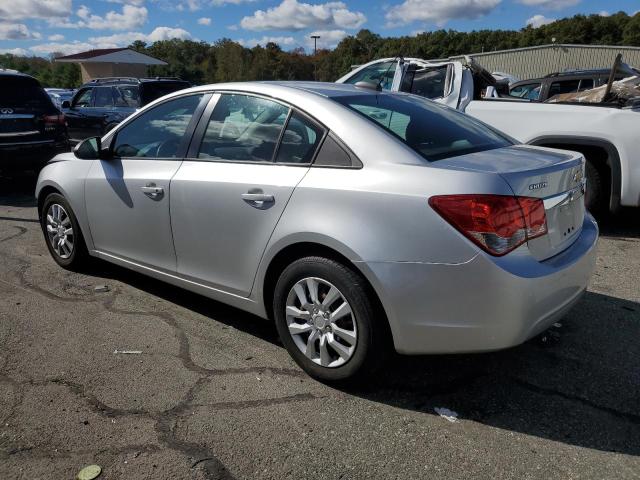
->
[87,257,640,457]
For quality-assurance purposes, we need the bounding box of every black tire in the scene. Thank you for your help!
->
[584,160,604,213]
[273,256,386,382]
[40,193,89,270]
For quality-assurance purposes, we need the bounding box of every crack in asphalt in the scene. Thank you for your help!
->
[0,223,314,479]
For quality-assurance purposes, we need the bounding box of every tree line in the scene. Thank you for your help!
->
[1,11,639,88]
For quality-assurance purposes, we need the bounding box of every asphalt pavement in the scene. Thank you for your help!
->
[0,174,638,480]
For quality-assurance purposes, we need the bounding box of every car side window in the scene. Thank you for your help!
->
[313,135,360,168]
[510,83,541,100]
[344,61,397,91]
[94,87,113,108]
[548,80,581,97]
[112,94,204,159]
[578,79,594,91]
[401,65,450,99]
[198,94,289,162]
[113,86,139,108]
[73,88,93,108]
[275,112,325,164]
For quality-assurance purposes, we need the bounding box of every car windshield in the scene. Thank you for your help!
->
[0,76,53,109]
[141,81,190,105]
[332,93,513,161]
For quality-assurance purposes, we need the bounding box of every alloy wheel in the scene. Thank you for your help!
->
[46,203,74,259]
[285,277,357,368]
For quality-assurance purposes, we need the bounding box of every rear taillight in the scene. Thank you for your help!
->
[43,114,65,130]
[429,194,548,256]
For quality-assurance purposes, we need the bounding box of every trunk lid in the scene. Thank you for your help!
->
[436,145,586,260]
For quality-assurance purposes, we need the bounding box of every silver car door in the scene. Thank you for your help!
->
[170,93,326,296]
[85,93,208,271]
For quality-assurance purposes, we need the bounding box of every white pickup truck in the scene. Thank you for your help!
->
[337,58,639,212]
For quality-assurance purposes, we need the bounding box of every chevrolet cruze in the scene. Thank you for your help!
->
[36,82,598,381]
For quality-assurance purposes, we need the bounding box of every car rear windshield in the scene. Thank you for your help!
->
[332,93,513,161]
[141,81,190,105]
[0,76,53,109]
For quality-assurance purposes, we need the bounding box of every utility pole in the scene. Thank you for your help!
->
[310,35,320,81]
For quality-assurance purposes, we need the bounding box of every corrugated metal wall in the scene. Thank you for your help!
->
[447,45,640,80]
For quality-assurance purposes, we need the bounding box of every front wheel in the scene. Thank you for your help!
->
[273,256,386,382]
[40,193,89,270]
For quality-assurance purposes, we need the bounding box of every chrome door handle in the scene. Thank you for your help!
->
[241,192,274,208]
[141,183,164,199]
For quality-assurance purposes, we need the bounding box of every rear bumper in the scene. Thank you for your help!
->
[364,213,599,355]
[0,139,69,171]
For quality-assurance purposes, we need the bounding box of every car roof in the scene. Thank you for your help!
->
[0,70,38,80]
[81,77,189,87]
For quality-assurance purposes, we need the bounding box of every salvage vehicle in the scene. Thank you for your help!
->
[0,71,69,173]
[337,58,640,213]
[36,82,598,381]
[63,77,190,144]
[509,65,639,102]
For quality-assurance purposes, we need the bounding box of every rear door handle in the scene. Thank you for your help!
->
[141,183,164,199]
[242,191,274,208]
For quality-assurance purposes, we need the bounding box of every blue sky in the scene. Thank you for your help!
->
[0,0,638,57]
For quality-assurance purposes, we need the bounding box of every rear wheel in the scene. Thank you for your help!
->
[40,193,89,270]
[584,160,604,213]
[273,256,385,382]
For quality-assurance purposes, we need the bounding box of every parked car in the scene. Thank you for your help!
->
[62,77,191,144]
[508,66,639,102]
[45,88,76,110]
[337,58,640,213]
[36,82,598,381]
[0,71,69,173]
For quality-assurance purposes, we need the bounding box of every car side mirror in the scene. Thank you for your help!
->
[61,100,71,109]
[73,137,112,160]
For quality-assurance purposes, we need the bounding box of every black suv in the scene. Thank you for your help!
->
[0,71,69,173]
[509,66,639,102]
[63,77,190,144]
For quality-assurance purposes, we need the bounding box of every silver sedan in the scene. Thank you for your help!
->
[36,82,598,381]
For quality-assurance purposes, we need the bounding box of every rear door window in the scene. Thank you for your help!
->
[548,80,581,97]
[400,65,450,99]
[198,94,289,163]
[94,87,113,108]
[275,112,325,165]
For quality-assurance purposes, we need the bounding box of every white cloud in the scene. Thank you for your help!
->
[29,27,192,56]
[526,14,556,27]
[198,17,212,25]
[50,4,148,30]
[240,0,366,31]
[106,0,146,5]
[0,23,41,40]
[517,0,580,10]
[306,29,348,49]
[385,0,501,27]
[0,0,72,20]
[48,34,65,41]
[598,10,610,17]
[238,35,296,47]
[212,0,257,5]
[0,47,30,56]
[147,26,192,41]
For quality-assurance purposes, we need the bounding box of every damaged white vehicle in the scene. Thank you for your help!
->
[337,58,640,213]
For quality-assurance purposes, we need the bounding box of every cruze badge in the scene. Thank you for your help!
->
[528,181,548,191]
[0,108,13,114]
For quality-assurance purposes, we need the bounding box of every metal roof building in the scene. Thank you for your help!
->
[55,48,167,82]
[443,44,640,80]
